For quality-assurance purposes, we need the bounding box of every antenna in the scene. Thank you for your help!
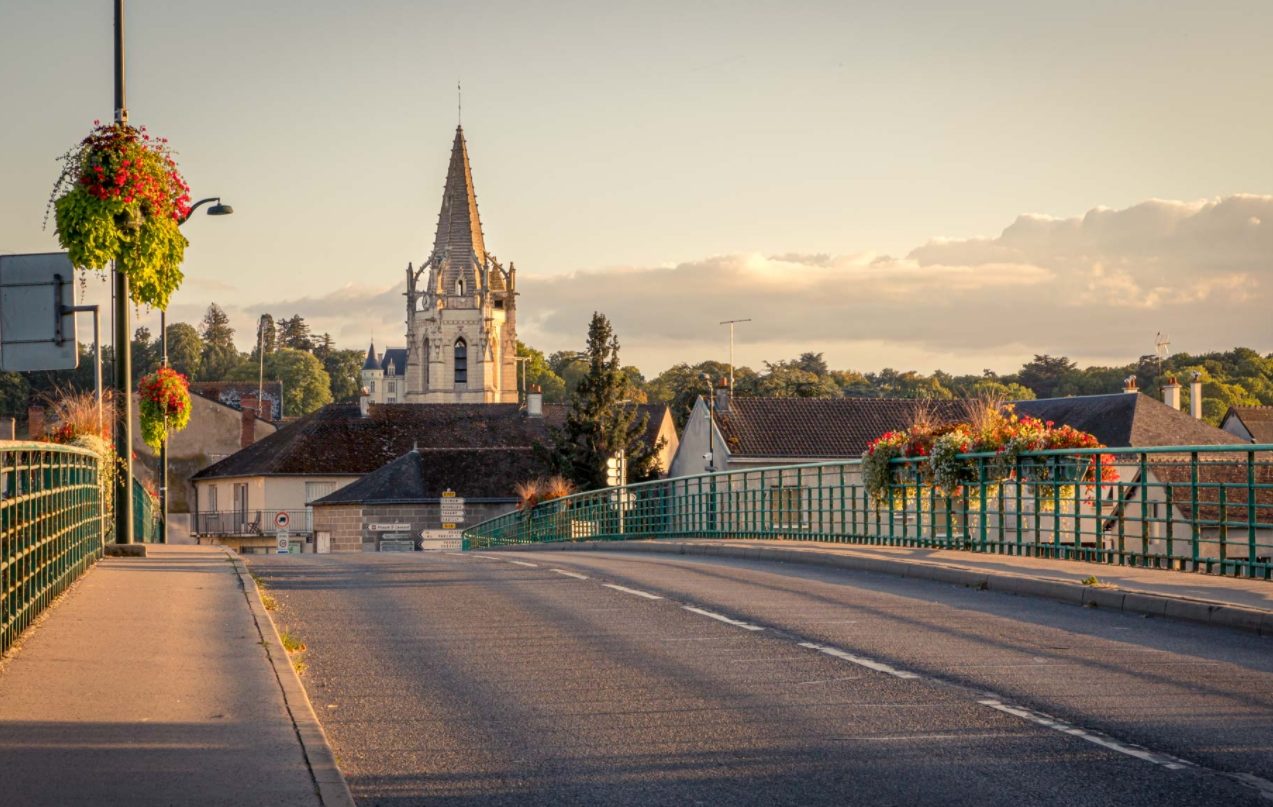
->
[1155,332,1170,360]
[457,80,462,125]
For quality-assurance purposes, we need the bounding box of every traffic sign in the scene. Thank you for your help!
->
[274,511,290,529]
[276,530,290,554]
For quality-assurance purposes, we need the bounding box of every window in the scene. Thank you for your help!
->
[456,278,465,296]
[369,380,376,393]
[387,381,396,393]
[207,485,218,512]
[422,339,430,386]
[454,338,467,386]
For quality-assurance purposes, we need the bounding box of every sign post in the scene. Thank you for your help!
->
[439,489,466,530]
[276,529,290,554]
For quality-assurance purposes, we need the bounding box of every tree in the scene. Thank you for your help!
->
[549,313,657,489]
[200,303,239,380]
[1017,354,1078,399]
[647,360,735,427]
[254,314,278,357]
[757,359,841,398]
[130,326,159,383]
[322,348,365,402]
[277,315,313,352]
[313,332,335,363]
[795,352,829,376]
[517,341,566,402]
[229,348,332,416]
[164,322,203,380]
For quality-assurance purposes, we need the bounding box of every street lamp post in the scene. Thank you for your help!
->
[112,0,133,544]
[159,197,234,543]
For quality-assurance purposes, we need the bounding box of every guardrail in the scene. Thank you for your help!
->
[193,509,312,538]
[2,442,106,654]
[463,444,1273,579]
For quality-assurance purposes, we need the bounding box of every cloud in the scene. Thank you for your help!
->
[513,195,1272,371]
[224,195,1273,373]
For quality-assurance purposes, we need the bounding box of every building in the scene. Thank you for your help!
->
[669,386,966,477]
[1221,405,1273,444]
[190,381,284,421]
[361,126,518,412]
[191,395,677,552]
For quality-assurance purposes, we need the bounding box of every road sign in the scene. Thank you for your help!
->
[276,530,290,554]
[0,253,78,371]
[274,511,290,529]
[369,522,410,531]
[441,523,458,530]
[420,529,462,551]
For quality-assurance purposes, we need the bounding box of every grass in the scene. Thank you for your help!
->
[279,630,307,654]
[1080,575,1106,587]
[261,593,278,611]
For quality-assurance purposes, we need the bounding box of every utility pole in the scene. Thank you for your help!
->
[113,0,135,545]
[719,318,751,392]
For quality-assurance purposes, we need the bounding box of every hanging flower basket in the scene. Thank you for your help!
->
[48,121,192,309]
[138,367,192,449]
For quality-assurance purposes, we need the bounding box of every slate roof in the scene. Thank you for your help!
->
[312,447,546,504]
[1014,394,1244,448]
[1149,460,1273,524]
[714,397,969,458]
[1223,406,1273,443]
[362,343,407,377]
[192,401,674,481]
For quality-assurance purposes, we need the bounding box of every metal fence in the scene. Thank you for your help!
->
[193,509,312,538]
[1,442,106,653]
[463,444,1273,579]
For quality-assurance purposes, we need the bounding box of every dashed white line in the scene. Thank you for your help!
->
[602,583,662,600]
[506,559,538,568]
[683,606,764,631]
[551,569,589,580]
[472,554,502,560]
[977,699,1193,771]
[799,642,921,679]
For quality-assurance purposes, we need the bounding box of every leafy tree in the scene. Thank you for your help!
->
[322,348,365,402]
[130,326,160,383]
[646,360,735,427]
[1017,354,1078,399]
[796,352,829,376]
[229,348,331,416]
[164,322,203,380]
[253,314,278,358]
[757,360,841,398]
[313,332,335,363]
[277,315,313,352]
[0,372,31,414]
[548,313,657,489]
[516,341,566,403]
[200,303,239,380]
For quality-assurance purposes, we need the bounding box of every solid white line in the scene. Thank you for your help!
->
[506,559,538,568]
[603,583,662,600]
[977,699,1192,770]
[472,554,502,560]
[683,606,764,631]
[551,568,589,580]
[799,642,921,679]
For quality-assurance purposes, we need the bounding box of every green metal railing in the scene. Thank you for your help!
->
[464,444,1273,579]
[2,442,106,654]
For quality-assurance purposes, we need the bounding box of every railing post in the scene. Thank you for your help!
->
[1190,451,1200,568]
[1248,450,1257,574]
[977,457,988,551]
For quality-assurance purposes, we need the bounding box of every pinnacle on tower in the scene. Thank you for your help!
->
[432,126,486,265]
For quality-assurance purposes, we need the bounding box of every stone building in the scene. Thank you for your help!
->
[361,125,518,412]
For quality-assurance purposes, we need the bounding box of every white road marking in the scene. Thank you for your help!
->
[978,699,1192,770]
[551,569,589,580]
[683,606,764,631]
[472,554,502,560]
[506,559,538,568]
[602,583,663,600]
[799,642,921,679]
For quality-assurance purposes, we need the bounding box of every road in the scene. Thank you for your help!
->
[248,550,1273,807]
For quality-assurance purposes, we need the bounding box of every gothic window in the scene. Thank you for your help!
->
[422,338,430,386]
[456,277,465,296]
[454,338,468,386]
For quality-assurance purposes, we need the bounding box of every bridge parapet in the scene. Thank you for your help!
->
[464,444,1273,580]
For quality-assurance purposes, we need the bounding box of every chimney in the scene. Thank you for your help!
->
[27,406,45,440]
[1122,375,1138,394]
[715,378,731,413]
[1161,375,1181,410]
[1189,372,1203,419]
[526,384,543,418]
[242,393,271,422]
[0,416,15,440]
[241,404,257,449]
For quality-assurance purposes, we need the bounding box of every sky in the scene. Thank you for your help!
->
[1,0,1271,377]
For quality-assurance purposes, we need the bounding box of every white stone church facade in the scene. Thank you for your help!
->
[361,126,518,414]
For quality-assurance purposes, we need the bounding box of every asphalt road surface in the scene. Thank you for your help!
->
[248,550,1273,807]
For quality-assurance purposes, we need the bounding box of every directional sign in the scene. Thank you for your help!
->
[276,530,290,554]
[420,529,462,551]
[369,522,410,531]
[441,523,458,530]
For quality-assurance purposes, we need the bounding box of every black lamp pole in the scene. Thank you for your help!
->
[112,0,133,544]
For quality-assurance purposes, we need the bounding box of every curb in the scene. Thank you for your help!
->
[495,540,1273,637]
[225,550,356,807]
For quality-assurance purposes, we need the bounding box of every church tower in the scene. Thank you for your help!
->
[404,127,518,403]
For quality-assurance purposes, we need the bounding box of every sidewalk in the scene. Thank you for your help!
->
[507,539,1273,635]
[0,545,349,807]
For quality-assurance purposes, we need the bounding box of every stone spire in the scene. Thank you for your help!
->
[432,126,486,266]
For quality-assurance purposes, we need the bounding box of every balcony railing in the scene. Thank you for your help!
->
[463,444,1273,579]
[193,509,312,538]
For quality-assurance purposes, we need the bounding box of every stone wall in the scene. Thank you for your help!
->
[315,500,518,552]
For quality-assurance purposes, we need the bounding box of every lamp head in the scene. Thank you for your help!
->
[208,200,234,216]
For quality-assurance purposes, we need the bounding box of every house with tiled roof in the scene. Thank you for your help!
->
[1221,405,1273,444]
[191,395,677,552]
[358,341,410,412]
